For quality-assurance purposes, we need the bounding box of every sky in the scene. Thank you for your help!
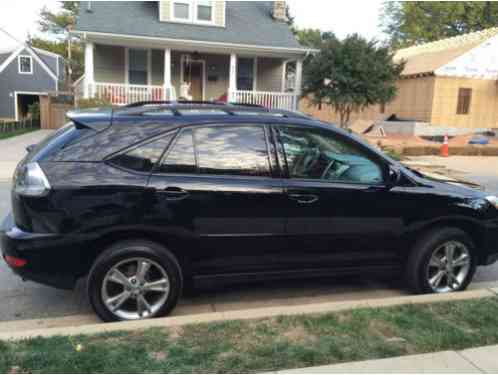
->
[0,0,386,49]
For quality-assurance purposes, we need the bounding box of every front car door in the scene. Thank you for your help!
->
[274,123,407,275]
[147,123,288,279]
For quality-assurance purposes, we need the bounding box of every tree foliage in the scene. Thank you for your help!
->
[33,1,81,86]
[303,34,405,128]
[381,1,498,48]
[295,28,336,49]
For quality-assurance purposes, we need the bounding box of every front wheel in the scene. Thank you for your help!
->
[87,240,183,322]
[405,227,477,294]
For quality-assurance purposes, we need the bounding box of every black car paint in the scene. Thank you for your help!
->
[2,109,498,290]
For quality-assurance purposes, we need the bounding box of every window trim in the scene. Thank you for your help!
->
[18,55,33,75]
[273,123,389,187]
[170,0,215,25]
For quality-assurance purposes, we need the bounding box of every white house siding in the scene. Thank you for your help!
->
[257,57,284,92]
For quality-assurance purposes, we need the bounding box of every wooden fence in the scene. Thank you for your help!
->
[40,94,74,129]
[0,118,40,133]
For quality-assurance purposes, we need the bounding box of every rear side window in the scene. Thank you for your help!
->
[111,133,174,172]
[158,129,196,174]
[195,126,270,177]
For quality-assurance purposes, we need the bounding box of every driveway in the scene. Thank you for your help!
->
[0,130,53,180]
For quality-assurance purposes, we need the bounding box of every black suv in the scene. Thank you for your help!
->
[2,102,498,322]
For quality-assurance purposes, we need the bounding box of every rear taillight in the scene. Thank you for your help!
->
[13,162,51,197]
[5,255,27,268]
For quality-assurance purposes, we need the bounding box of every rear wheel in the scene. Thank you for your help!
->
[405,227,476,294]
[88,240,182,322]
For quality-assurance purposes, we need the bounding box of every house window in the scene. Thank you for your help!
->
[128,49,148,85]
[237,58,255,91]
[173,1,190,20]
[196,0,213,22]
[171,1,214,24]
[456,88,472,115]
[18,55,32,74]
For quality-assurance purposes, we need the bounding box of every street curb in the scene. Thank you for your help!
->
[0,288,493,341]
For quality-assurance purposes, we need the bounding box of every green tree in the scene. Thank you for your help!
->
[32,1,81,86]
[381,1,498,48]
[303,34,405,129]
[295,29,336,49]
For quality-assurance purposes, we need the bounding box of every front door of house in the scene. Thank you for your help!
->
[190,62,203,100]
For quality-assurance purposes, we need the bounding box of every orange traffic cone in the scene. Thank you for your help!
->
[440,134,449,157]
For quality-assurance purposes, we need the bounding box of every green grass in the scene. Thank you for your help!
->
[3,298,498,373]
[0,127,40,140]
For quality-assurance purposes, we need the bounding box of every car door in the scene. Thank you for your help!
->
[147,123,288,277]
[274,123,407,272]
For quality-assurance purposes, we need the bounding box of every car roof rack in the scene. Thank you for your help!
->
[116,100,310,120]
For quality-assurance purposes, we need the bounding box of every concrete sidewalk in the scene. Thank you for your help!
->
[278,345,498,373]
[0,130,53,180]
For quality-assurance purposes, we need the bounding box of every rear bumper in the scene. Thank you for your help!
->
[1,214,78,290]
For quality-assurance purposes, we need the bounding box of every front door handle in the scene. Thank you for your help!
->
[288,193,319,204]
[157,187,189,201]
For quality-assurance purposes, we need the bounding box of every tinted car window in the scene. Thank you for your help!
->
[195,126,270,177]
[158,129,197,174]
[111,133,174,173]
[32,122,96,161]
[278,126,383,184]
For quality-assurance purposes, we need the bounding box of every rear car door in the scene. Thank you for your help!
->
[147,123,288,278]
[274,123,405,274]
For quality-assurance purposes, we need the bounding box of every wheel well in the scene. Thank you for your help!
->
[81,230,192,278]
[410,219,486,263]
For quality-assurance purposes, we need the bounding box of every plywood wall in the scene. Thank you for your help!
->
[431,77,498,128]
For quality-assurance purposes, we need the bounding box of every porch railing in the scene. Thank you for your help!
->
[231,90,297,111]
[91,82,170,105]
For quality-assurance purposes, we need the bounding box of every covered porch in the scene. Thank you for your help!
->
[78,41,304,111]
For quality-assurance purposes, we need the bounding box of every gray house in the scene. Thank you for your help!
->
[73,1,310,110]
[0,44,65,120]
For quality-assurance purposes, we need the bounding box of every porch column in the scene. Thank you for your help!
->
[294,58,304,110]
[228,53,237,102]
[84,42,95,98]
[163,48,172,100]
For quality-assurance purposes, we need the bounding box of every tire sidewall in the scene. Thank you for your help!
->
[415,229,477,294]
[88,241,182,322]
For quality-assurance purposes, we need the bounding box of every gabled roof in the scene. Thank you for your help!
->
[394,27,498,77]
[74,1,306,51]
[0,44,62,80]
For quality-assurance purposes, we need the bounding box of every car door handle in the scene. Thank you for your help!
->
[288,194,319,204]
[157,187,189,201]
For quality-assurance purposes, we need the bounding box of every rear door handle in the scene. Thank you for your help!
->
[288,193,319,204]
[157,187,189,201]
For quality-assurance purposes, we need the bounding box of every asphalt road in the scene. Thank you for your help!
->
[0,157,498,322]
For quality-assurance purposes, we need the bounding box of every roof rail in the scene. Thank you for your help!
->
[124,100,228,108]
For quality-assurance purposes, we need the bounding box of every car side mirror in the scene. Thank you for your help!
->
[26,144,36,153]
[386,166,401,188]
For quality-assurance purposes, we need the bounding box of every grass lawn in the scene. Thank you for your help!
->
[0,127,40,141]
[2,297,498,373]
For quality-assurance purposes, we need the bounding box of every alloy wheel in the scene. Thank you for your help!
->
[426,240,471,293]
[101,257,170,320]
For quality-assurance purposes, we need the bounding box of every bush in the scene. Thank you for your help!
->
[76,97,112,109]
[27,102,40,120]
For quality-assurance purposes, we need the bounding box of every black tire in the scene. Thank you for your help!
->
[87,240,183,322]
[405,227,477,294]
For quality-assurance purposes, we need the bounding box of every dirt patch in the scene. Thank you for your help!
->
[283,325,317,344]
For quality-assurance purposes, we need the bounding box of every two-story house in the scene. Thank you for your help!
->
[0,44,64,120]
[73,1,310,110]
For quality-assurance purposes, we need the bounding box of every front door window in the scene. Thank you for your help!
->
[278,126,384,185]
[128,49,148,85]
